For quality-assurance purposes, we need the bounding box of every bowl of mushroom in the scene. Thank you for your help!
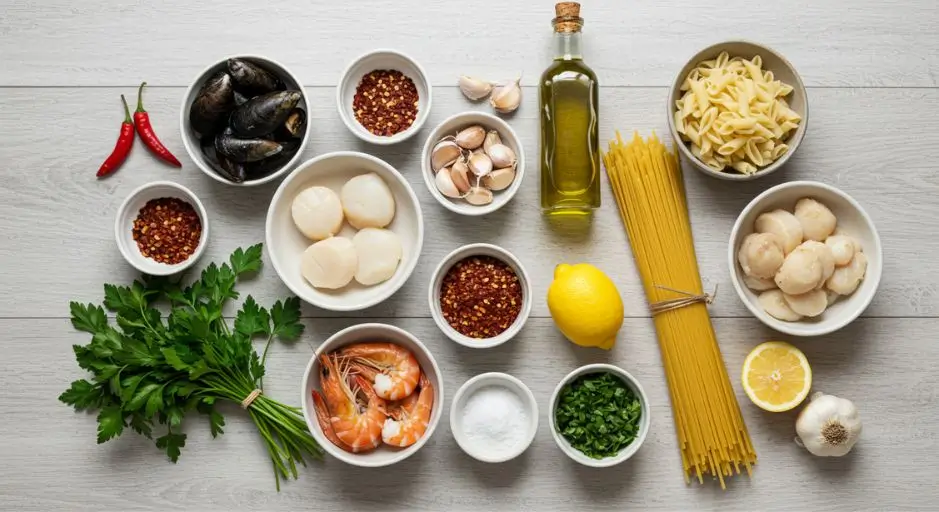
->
[729,181,882,336]
[421,111,524,216]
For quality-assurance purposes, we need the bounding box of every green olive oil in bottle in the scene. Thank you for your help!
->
[540,2,600,216]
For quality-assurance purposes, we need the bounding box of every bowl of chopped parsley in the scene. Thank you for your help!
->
[549,364,650,467]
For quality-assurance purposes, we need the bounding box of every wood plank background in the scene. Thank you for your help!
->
[1,1,937,510]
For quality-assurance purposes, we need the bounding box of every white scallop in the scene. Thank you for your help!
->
[738,232,785,279]
[754,209,803,254]
[744,275,777,291]
[341,173,396,229]
[783,289,829,317]
[775,244,823,295]
[826,252,868,295]
[758,289,803,322]
[826,235,857,266]
[352,228,403,286]
[291,186,344,241]
[300,237,357,290]
[794,198,837,242]
[800,240,836,289]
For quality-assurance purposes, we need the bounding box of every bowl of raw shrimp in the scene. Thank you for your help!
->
[300,323,444,467]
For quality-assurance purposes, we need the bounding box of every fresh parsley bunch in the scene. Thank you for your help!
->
[59,244,322,489]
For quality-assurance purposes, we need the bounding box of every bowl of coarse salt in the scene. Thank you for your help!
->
[450,372,538,463]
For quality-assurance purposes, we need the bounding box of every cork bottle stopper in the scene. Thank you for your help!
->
[553,2,583,32]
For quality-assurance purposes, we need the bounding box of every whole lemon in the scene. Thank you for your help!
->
[547,263,624,350]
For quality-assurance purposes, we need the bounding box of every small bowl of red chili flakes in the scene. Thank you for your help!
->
[429,243,532,349]
[337,49,431,145]
[114,180,209,276]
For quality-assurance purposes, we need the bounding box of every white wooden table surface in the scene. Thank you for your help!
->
[2,1,938,510]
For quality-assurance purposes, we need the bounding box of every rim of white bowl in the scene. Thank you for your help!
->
[335,48,432,146]
[114,180,209,276]
[265,151,425,312]
[179,54,311,187]
[419,111,525,216]
[666,39,809,181]
[548,363,651,468]
[727,180,883,336]
[299,323,444,467]
[428,243,533,348]
[450,372,539,464]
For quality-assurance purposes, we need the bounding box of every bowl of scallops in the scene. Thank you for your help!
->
[265,151,424,311]
[728,181,882,336]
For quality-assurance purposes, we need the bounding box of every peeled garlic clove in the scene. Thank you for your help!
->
[431,140,461,171]
[490,78,521,114]
[483,130,502,154]
[455,125,486,150]
[435,168,461,198]
[483,167,516,191]
[458,75,492,101]
[486,143,517,169]
[465,186,493,206]
[450,164,472,194]
[468,152,493,177]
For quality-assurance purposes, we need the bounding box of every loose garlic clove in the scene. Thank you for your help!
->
[490,78,522,114]
[483,167,516,191]
[431,140,462,171]
[468,152,493,177]
[486,143,517,169]
[483,130,502,154]
[455,125,486,149]
[758,289,803,322]
[450,164,472,194]
[435,168,461,198]
[458,75,492,101]
[464,186,494,206]
[783,289,829,317]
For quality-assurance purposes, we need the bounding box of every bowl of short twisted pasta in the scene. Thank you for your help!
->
[667,40,808,180]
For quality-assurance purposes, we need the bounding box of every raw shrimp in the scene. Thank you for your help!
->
[339,342,421,400]
[382,373,434,447]
[319,354,386,453]
[310,390,353,453]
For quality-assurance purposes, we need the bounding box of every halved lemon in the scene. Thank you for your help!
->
[741,341,812,412]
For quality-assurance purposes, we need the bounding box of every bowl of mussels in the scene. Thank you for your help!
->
[180,55,310,186]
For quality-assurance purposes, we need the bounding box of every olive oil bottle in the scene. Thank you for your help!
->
[540,2,600,216]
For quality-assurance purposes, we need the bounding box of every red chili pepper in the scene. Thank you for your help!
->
[96,95,135,178]
[133,82,182,167]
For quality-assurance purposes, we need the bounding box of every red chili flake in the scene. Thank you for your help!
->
[439,256,523,339]
[132,197,201,265]
[353,69,419,136]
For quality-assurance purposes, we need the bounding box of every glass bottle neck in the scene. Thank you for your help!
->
[553,31,583,60]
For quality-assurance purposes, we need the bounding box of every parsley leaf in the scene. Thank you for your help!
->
[235,296,271,337]
[553,372,642,459]
[96,406,125,444]
[155,431,186,463]
[230,244,263,276]
[70,302,107,333]
[59,379,104,410]
[271,297,303,340]
[209,410,225,438]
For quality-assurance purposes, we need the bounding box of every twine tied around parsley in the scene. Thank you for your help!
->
[649,284,718,315]
[241,389,262,409]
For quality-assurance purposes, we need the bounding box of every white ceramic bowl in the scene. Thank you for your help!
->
[420,111,525,216]
[729,180,883,336]
[428,243,532,349]
[337,49,431,145]
[180,54,310,186]
[300,323,444,467]
[450,372,538,463]
[666,40,808,181]
[549,364,651,468]
[265,151,424,311]
[114,181,209,276]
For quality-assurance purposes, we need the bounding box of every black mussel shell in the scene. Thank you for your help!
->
[245,146,298,177]
[230,90,302,138]
[233,90,249,106]
[189,71,235,137]
[278,108,307,139]
[228,58,281,96]
[216,155,247,183]
[215,133,283,163]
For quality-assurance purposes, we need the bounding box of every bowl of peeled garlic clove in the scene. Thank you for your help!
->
[420,111,524,216]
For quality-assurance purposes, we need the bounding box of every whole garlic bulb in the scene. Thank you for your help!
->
[795,392,861,457]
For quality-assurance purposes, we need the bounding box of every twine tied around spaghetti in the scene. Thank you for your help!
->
[241,389,262,409]
[649,284,718,315]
